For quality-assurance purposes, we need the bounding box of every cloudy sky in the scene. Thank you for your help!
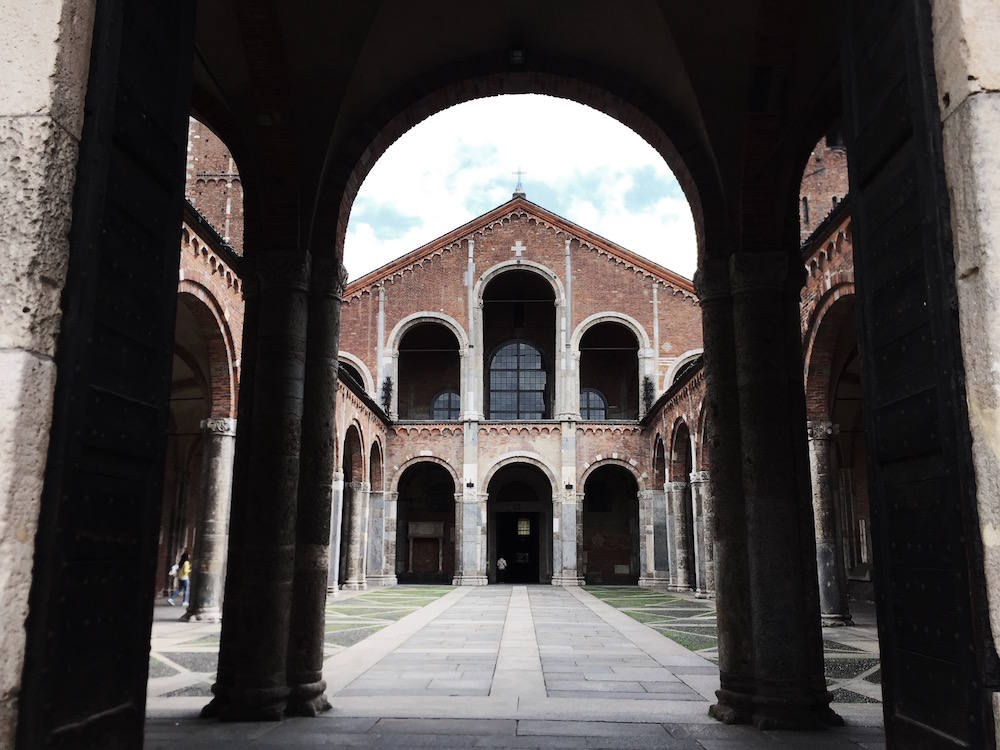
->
[343,95,697,282]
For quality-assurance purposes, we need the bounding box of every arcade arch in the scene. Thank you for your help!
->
[581,464,640,584]
[395,461,456,584]
[486,462,554,584]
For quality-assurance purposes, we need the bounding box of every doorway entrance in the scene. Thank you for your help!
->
[486,463,553,584]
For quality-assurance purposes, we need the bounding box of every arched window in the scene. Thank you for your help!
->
[431,390,460,420]
[579,388,607,420]
[489,340,546,420]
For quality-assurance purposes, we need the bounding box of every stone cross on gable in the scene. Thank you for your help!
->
[511,240,525,257]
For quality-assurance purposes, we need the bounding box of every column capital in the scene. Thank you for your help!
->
[249,251,312,294]
[806,420,838,440]
[693,257,731,302]
[728,251,805,295]
[636,488,657,499]
[310,255,348,300]
[689,470,710,484]
[201,417,236,436]
[666,480,689,491]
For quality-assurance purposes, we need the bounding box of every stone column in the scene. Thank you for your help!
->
[370,491,398,586]
[454,490,488,585]
[286,257,345,716]
[730,252,833,729]
[807,421,852,626]
[696,258,754,725]
[221,252,310,722]
[667,481,694,590]
[184,418,237,621]
[342,481,370,590]
[365,489,392,586]
[637,489,666,587]
[327,471,345,593]
[690,471,715,598]
[652,487,670,585]
[553,489,583,585]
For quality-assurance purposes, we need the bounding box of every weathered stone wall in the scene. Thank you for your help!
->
[932,0,1000,698]
[0,1,96,742]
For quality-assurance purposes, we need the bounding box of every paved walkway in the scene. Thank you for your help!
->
[146,586,886,749]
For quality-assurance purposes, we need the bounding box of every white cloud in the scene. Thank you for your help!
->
[344,94,697,281]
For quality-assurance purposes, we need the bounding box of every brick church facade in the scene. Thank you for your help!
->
[166,121,862,625]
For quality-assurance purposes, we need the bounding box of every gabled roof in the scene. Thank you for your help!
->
[343,195,694,296]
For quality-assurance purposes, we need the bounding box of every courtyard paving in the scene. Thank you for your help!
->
[146,585,885,749]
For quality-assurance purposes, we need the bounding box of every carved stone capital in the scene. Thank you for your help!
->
[311,255,348,299]
[806,420,838,440]
[693,258,731,303]
[689,470,710,484]
[252,251,311,294]
[201,417,237,436]
[666,480,689,492]
[729,252,807,297]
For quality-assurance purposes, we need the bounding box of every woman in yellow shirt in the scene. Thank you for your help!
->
[168,551,191,606]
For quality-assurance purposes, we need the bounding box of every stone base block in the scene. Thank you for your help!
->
[638,576,668,589]
[452,575,488,586]
[552,575,585,587]
[695,589,715,599]
[365,575,398,588]
[340,580,367,591]
[181,607,222,623]
[820,613,853,627]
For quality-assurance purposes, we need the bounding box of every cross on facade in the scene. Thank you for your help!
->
[511,240,525,257]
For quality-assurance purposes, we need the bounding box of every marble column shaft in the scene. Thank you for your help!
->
[370,491,398,585]
[637,489,668,587]
[185,418,236,622]
[696,259,755,725]
[221,252,311,721]
[343,481,370,589]
[454,492,487,585]
[730,252,831,728]
[807,420,852,625]
[286,257,345,716]
[667,481,694,590]
[327,472,345,592]
[690,471,715,597]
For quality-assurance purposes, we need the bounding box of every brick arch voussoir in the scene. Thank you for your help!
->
[309,61,726,266]
[803,283,856,420]
[668,416,693,482]
[342,421,366,483]
[177,281,236,419]
[390,455,460,494]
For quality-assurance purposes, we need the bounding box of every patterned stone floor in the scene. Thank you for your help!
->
[147,586,451,702]
[586,587,883,704]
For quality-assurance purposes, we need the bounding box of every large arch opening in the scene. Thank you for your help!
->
[581,465,640,584]
[339,425,365,588]
[483,270,556,421]
[579,322,640,420]
[669,420,696,592]
[397,322,461,420]
[486,463,553,583]
[394,462,456,584]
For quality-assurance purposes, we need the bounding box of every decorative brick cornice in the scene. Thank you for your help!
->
[576,424,641,436]
[181,220,243,295]
[343,197,695,301]
[394,424,463,438]
[478,423,560,437]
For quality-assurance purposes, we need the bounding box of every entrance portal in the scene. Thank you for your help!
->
[582,465,639,584]
[486,463,553,584]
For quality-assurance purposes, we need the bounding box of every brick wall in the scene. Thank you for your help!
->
[186,118,244,256]
[799,138,849,245]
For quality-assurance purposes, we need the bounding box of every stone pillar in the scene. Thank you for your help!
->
[690,471,715,598]
[342,481,370,590]
[665,485,676,588]
[286,257,345,716]
[667,481,694,590]
[637,489,667,587]
[553,489,584,585]
[696,258,755,725]
[807,421,852,626]
[454,491,488,585]
[369,491,398,586]
[730,252,833,728]
[184,418,236,621]
[220,252,310,722]
[327,471,345,593]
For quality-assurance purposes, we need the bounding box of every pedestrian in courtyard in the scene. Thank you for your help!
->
[168,551,191,606]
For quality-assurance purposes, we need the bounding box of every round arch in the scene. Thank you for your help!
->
[482,452,559,498]
[338,350,375,396]
[570,312,651,353]
[580,457,643,490]
[341,421,366,483]
[668,417,694,483]
[652,435,667,488]
[664,348,704,390]
[176,280,236,418]
[369,439,384,491]
[474,259,566,309]
[387,311,470,353]
[390,455,460,494]
[803,283,856,420]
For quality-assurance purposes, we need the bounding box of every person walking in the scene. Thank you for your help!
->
[168,551,191,606]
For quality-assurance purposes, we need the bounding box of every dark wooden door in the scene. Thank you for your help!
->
[841,1,999,746]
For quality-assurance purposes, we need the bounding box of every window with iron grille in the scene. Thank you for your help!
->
[489,340,546,419]
[579,388,607,420]
[431,390,460,420]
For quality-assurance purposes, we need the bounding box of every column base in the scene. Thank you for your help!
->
[181,606,222,623]
[638,575,668,589]
[452,574,488,586]
[340,579,367,591]
[820,612,854,627]
[668,583,694,592]
[552,574,585,587]
[286,680,331,717]
[217,686,289,722]
[694,589,715,599]
[710,686,755,725]
[365,574,398,588]
[751,692,843,730]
